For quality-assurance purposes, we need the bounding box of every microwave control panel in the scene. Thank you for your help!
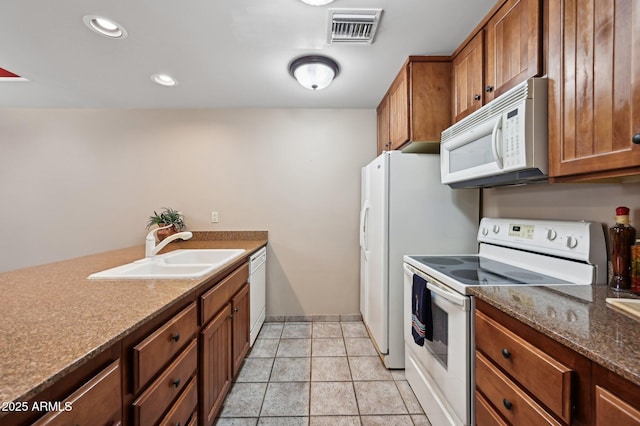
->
[502,106,525,169]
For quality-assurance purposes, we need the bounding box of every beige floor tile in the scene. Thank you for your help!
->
[311,357,351,381]
[276,338,311,357]
[349,357,393,381]
[282,323,312,338]
[258,417,309,426]
[344,338,378,356]
[360,415,413,425]
[353,381,408,415]
[235,358,274,383]
[270,357,311,382]
[312,322,343,338]
[411,414,432,425]
[219,383,267,417]
[310,382,359,416]
[248,338,279,358]
[261,382,310,417]
[341,322,368,338]
[259,323,284,339]
[312,338,347,357]
[395,380,424,414]
[309,416,361,426]
[215,418,258,426]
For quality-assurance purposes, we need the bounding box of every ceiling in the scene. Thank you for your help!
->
[0,0,497,109]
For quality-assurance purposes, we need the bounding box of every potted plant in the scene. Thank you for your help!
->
[146,207,186,241]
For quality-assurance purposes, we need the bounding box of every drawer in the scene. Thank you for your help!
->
[475,390,508,426]
[475,310,573,422]
[133,302,197,392]
[133,339,197,426]
[476,351,562,426]
[159,375,198,426]
[201,263,249,325]
[33,359,121,426]
[595,385,640,425]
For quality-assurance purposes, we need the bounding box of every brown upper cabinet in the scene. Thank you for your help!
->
[376,56,452,154]
[452,31,485,122]
[547,0,640,182]
[452,0,542,122]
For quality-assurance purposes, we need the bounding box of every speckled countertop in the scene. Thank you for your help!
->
[470,284,640,386]
[0,231,267,404]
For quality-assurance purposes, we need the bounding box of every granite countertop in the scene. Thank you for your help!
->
[470,284,640,387]
[0,231,267,404]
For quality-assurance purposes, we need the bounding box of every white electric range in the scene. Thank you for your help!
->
[402,217,607,426]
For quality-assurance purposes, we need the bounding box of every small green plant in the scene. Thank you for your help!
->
[146,207,186,231]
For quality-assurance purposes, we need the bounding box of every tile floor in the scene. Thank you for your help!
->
[215,321,432,426]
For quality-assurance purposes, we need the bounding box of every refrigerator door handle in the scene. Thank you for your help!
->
[359,201,370,258]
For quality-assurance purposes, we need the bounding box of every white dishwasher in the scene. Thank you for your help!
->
[249,247,267,346]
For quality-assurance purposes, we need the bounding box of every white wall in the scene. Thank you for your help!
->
[0,108,376,316]
[483,181,640,227]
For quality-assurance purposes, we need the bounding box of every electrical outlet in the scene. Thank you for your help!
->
[211,211,219,223]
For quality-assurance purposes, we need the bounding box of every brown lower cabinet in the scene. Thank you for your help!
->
[2,260,252,426]
[475,298,640,426]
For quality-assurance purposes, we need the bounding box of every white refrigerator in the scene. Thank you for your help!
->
[359,151,479,369]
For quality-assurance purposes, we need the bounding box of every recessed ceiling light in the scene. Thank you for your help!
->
[299,0,335,5]
[83,15,128,39]
[151,74,179,87]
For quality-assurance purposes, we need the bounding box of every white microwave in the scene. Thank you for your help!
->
[441,78,548,188]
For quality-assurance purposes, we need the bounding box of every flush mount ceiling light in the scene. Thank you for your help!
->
[299,0,336,5]
[289,55,340,91]
[151,73,178,87]
[83,15,128,39]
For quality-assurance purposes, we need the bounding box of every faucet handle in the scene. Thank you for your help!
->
[146,223,174,241]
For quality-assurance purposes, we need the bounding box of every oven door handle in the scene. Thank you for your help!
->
[404,264,469,309]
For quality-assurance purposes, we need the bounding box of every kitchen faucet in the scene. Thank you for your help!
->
[145,224,193,258]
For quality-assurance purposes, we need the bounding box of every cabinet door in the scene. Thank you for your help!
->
[595,386,640,426]
[548,0,640,180]
[452,31,485,122]
[485,0,542,103]
[389,66,409,149]
[200,305,232,426]
[231,283,250,377]
[376,95,391,154]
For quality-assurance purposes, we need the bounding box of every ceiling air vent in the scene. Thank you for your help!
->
[327,8,382,44]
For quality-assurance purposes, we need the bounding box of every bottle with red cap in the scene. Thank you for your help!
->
[609,206,636,291]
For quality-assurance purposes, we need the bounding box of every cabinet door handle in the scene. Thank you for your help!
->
[501,348,511,359]
[229,314,234,319]
[171,333,180,342]
[234,307,239,313]
[503,398,513,410]
[474,94,481,101]
[486,85,494,93]
[633,133,640,144]
[172,378,181,388]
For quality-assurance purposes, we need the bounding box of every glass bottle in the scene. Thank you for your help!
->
[609,206,636,291]
[632,240,640,294]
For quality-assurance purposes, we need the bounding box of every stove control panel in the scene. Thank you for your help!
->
[478,218,606,267]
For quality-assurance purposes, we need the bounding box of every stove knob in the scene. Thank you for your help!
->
[566,236,578,249]
[481,227,489,236]
[492,224,501,234]
[546,229,557,241]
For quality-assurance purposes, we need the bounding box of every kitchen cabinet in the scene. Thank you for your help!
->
[376,56,452,154]
[376,94,391,153]
[199,263,250,426]
[547,0,640,182]
[451,0,542,122]
[452,31,485,122]
[484,0,542,103]
[592,363,640,426]
[475,299,592,425]
[32,360,122,426]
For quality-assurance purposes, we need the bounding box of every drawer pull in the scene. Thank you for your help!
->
[633,133,640,144]
[171,333,180,342]
[234,307,239,313]
[474,94,481,101]
[172,378,181,388]
[503,398,513,410]
[501,348,511,359]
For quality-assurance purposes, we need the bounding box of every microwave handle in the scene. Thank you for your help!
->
[491,115,503,169]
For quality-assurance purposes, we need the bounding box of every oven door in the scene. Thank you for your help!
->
[403,263,472,425]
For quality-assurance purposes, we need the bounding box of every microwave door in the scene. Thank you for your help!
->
[441,115,503,185]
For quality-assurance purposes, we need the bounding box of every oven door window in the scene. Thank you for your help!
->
[424,298,449,369]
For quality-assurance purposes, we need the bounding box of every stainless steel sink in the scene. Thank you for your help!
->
[88,249,246,280]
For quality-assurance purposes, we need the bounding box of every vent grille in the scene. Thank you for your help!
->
[327,8,382,44]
